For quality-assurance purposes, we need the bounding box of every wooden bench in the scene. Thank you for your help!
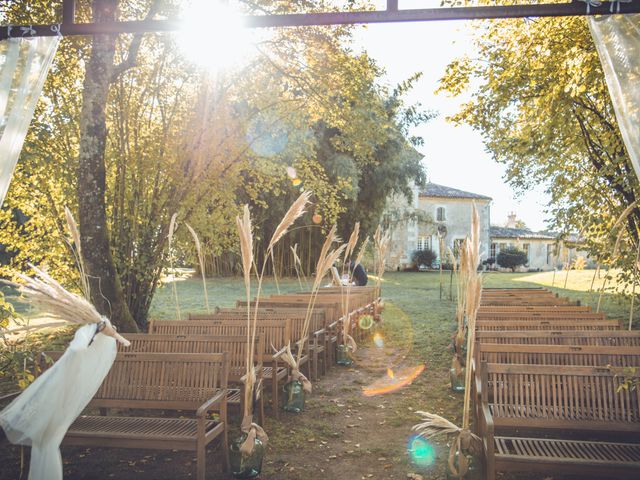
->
[477,362,640,479]
[148,319,292,418]
[51,352,229,480]
[476,319,621,331]
[237,299,343,364]
[189,309,327,380]
[122,334,265,423]
[475,330,640,346]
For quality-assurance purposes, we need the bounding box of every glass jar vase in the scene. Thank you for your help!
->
[283,380,306,413]
[230,432,265,479]
[336,344,353,366]
[446,450,481,480]
[449,367,466,393]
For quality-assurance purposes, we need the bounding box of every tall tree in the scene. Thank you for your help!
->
[439,16,640,273]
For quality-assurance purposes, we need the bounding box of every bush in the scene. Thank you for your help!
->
[496,247,528,272]
[411,249,437,270]
[573,256,587,270]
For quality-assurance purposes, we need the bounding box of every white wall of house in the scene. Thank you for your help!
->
[491,238,555,271]
[385,189,491,270]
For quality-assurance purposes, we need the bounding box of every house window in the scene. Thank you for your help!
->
[490,243,497,259]
[417,236,431,251]
[522,243,530,263]
[436,207,446,222]
[453,238,465,256]
[546,244,554,265]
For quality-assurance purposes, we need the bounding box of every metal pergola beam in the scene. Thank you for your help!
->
[1,1,639,40]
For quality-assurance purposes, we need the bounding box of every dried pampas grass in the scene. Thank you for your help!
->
[267,191,311,254]
[64,207,90,300]
[8,265,130,346]
[167,212,181,321]
[186,223,210,313]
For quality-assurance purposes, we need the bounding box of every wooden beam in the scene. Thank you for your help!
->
[1,1,639,40]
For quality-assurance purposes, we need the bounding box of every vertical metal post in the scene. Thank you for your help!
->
[387,0,399,12]
[62,0,76,25]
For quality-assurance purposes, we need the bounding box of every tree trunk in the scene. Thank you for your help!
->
[77,0,138,332]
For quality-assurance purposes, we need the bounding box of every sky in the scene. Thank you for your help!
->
[350,1,552,231]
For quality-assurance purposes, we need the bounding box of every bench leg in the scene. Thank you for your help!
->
[197,440,206,480]
[272,377,280,420]
[222,422,230,473]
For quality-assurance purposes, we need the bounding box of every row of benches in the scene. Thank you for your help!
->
[472,287,640,479]
[39,285,381,479]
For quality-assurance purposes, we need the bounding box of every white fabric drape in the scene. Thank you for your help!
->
[0,325,117,480]
[0,36,59,208]
[589,14,640,180]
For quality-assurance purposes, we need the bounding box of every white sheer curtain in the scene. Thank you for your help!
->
[0,36,59,208]
[0,325,117,480]
[589,14,640,180]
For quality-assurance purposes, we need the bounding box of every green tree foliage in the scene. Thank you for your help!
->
[440,15,640,281]
[0,0,430,329]
[497,247,528,272]
[411,248,437,270]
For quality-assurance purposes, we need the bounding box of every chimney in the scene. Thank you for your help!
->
[506,212,517,228]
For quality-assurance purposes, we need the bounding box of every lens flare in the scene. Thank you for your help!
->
[292,178,302,187]
[286,166,297,179]
[373,332,384,348]
[358,314,374,330]
[362,364,425,397]
[408,435,436,468]
[312,213,322,224]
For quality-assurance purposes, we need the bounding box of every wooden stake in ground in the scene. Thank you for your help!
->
[167,213,181,321]
[185,223,210,313]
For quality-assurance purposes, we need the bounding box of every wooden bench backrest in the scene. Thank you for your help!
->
[266,292,370,310]
[237,300,340,323]
[148,319,291,353]
[479,306,591,312]
[476,320,621,331]
[481,299,572,307]
[477,312,605,321]
[476,342,640,367]
[122,334,263,373]
[476,330,640,346]
[482,363,640,425]
[189,309,326,329]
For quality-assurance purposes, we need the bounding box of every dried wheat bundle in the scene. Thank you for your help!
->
[412,412,481,478]
[10,265,130,346]
[267,191,311,254]
[279,343,312,393]
[290,243,308,290]
[64,206,90,299]
[185,223,210,313]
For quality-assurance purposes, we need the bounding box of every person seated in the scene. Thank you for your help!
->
[349,261,368,286]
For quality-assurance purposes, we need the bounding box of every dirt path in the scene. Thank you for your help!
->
[260,338,455,480]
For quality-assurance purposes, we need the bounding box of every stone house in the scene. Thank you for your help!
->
[385,183,591,271]
[385,183,491,270]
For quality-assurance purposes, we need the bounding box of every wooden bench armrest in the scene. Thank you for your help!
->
[196,389,226,418]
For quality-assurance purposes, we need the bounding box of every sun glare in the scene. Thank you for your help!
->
[177,0,256,71]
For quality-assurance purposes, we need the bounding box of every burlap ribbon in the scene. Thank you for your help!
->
[345,333,358,353]
[239,414,269,456]
[289,368,312,394]
[447,429,481,478]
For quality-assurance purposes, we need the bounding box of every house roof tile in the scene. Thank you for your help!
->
[420,182,492,200]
